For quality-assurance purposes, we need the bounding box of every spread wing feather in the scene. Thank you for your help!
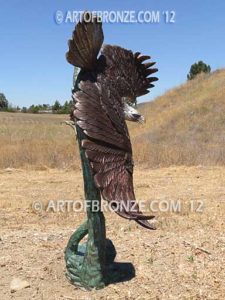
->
[74,79,155,229]
[66,12,104,70]
[101,45,158,100]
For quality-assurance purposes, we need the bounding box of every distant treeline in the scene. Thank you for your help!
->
[21,100,73,114]
[0,93,73,114]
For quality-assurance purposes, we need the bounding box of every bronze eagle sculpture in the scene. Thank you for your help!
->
[67,13,158,230]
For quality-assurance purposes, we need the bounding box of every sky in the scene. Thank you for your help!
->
[0,0,225,107]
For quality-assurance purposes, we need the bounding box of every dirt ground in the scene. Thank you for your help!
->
[0,166,225,300]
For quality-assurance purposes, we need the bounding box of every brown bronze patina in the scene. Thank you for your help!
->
[68,12,158,229]
[65,12,158,290]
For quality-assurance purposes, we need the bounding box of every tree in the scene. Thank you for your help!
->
[21,107,27,113]
[28,104,39,114]
[52,100,61,113]
[42,104,48,110]
[187,61,211,80]
[0,93,8,111]
[59,100,72,114]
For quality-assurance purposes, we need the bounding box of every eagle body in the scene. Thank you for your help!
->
[67,13,158,229]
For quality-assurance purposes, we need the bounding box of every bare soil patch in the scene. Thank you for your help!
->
[0,166,225,299]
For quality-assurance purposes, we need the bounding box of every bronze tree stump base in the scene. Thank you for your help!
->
[65,219,135,290]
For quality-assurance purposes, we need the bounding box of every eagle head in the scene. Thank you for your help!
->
[123,99,145,123]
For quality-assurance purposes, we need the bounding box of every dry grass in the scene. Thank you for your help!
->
[0,113,80,169]
[0,166,225,299]
[130,69,225,167]
[1,68,225,170]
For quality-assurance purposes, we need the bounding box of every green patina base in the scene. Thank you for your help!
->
[64,67,135,291]
[64,220,135,290]
[64,220,116,290]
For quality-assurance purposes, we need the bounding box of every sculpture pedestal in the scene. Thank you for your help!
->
[65,222,135,290]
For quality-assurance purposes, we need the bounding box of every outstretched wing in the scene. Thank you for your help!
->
[73,79,155,229]
[101,45,158,100]
[67,12,104,71]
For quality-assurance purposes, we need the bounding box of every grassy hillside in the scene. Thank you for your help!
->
[130,69,225,167]
[0,113,79,169]
[0,69,225,169]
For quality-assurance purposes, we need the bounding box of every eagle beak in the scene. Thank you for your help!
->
[131,113,145,123]
[123,102,145,123]
[138,115,145,124]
